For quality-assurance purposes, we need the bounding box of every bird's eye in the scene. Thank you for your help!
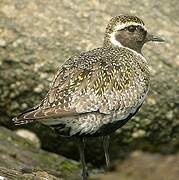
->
[137,25,144,31]
[127,25,136,32]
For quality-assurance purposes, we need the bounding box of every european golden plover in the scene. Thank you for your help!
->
[13,15,164,180]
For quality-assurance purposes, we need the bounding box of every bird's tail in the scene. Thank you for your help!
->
[12,106,39,125]
[12,105,77,126]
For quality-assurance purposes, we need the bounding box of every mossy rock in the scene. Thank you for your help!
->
[0,126,81,180]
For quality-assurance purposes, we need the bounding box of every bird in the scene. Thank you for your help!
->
[12,15,164,180]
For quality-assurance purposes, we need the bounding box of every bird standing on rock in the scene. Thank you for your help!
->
[13,15,164,180]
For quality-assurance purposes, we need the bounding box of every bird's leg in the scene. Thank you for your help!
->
[102,135,110,170]
[78,137,88,180]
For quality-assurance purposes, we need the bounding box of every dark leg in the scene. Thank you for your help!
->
[103,135,110,170]
[78,138,88,180]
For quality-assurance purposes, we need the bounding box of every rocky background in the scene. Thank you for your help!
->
[0,0,179,179]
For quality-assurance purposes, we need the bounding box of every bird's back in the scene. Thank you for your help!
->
[13,46,150,136]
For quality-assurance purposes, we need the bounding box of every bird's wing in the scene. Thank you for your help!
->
[13,47,150,125]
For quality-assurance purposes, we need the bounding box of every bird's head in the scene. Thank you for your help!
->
[104,15,164,53]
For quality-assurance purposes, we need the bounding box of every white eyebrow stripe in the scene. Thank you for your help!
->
[115,23,146,31]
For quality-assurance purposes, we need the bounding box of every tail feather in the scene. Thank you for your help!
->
[12,105,78,125]
[12,106,39,125]
[12,117,35,125]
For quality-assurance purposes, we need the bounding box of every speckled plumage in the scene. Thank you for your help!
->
[13,15,151,137]
[13,46,150,136]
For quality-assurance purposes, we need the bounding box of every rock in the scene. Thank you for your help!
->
[91,151,179,180]
[0,126,81,180]
[15,129,41,149]
[0,39,7,47]
[0,0,178,167]
[0,167,59,180]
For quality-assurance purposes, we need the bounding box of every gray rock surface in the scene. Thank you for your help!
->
[92,151,179,180]
[0,0,179,166]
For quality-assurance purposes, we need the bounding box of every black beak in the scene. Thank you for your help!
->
[145,32,165,43]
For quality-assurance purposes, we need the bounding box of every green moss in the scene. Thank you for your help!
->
[61,160,80,171]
